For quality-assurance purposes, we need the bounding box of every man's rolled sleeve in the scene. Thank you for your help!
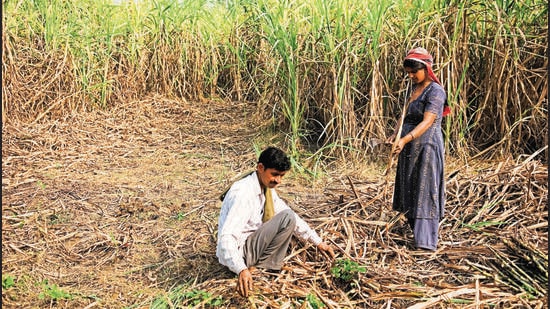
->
[216,186,254,275]
[217,235,247,274]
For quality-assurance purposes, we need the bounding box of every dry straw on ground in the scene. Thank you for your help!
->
[2,97,547,308]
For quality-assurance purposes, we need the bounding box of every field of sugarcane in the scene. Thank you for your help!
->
[2,0,547,308]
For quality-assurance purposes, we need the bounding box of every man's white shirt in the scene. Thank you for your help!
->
[216,172,322,274]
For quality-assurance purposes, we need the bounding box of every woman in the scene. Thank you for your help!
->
[390,47,448,251]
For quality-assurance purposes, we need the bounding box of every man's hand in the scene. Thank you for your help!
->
[317,242,336,259]
[237,268,254,297]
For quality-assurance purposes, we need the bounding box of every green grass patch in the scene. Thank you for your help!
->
[462,221,506,231]
[151,285,224,308]
[38,279,73,301]
[2,274,16,289]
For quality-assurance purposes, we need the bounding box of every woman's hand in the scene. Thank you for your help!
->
[392,138,408,155]
[392,111,437,156]
[386,132,397,144]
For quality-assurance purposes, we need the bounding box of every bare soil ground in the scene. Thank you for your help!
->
[2,96,548,308]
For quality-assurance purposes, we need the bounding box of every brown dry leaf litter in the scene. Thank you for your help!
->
[2,96,547,309]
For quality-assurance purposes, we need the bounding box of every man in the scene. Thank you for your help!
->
[216,146,335,297]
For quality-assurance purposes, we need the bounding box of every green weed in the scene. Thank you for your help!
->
[463,221,506,231]
[175,212,186,220]
[36,180,46,190]
[183,289,223,306]
[151,286,223,308]
[331,258,366,282]
[2,274,16,289]
[38,280,73,301]
[306,292,325,309]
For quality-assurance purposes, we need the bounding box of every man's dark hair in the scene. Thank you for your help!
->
[403,59,426,70]
[258,147,291,171]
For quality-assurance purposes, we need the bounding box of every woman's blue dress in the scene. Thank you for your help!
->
[392,82,446,251]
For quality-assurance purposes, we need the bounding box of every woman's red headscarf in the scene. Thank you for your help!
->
[404,47,450,116]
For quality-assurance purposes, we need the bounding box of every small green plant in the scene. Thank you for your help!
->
[47,213,69,225]
[2,274,16,289]
[462,221,505,231]
[36,180,46,190]
[331,258,366,282]
[183,289,223,306]
[151,286,223,308]
[306,292,325,309]
[38,280,73,301]
[175,212,186,221]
